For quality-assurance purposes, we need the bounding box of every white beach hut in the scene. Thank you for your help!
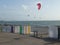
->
[48,26,58,39]
[14,26,20,34]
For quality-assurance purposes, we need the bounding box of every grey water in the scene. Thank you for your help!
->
[0,21,60,26]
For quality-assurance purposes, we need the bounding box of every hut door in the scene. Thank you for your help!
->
[11,26,13,33]
[58,27,60,39]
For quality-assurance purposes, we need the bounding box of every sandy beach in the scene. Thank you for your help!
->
[0,32,59,45]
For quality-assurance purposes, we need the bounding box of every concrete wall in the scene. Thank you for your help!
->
[48,26,58,39]
[31,26,48,33]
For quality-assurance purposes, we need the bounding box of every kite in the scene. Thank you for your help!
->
[37,3,41,10]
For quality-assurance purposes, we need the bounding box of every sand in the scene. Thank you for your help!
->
[0,32,59,45]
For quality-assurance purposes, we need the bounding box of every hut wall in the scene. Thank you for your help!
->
[48,26,58,39]
[6,26,11,32]
[11,26,14,33]
[27,25,31,34]
[22,25,24,34]
[0,25,2,32]
[24,26,28,34]
[20,25,22,34]
[14,26,20,34]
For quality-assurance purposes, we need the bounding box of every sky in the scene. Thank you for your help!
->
[0,0,60,21]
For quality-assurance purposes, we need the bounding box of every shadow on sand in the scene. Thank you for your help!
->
[31,36,60,45]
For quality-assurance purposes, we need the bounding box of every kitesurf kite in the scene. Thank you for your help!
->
[37,3,41,10]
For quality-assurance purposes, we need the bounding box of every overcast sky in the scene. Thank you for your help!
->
[0,0,60,21]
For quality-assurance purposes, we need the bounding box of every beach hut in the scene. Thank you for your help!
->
[22,25,24,34]
[24,25,28,34]
[27,25,31,34]
[20,25,22,34]
[2,26,6,32]
[2,25,11,33]
[0,25,2,32]
[48,26,58,39]
[58,26,60,39]
[24,25,31,34]
[14,26,20,34]
[11,25,14,33]
[14,25,23,34]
